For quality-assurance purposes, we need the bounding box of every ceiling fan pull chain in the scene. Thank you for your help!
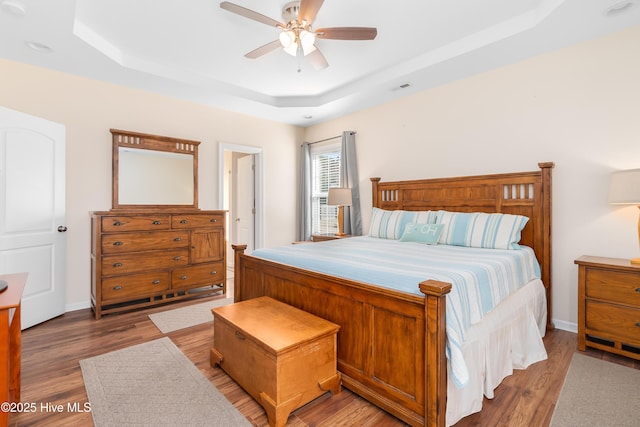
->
[297,44,303,73]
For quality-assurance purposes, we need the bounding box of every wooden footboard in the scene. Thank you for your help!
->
[233,244,451,427]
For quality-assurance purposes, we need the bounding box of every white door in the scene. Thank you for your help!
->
[236,154,255,253]
[0,106,66,329]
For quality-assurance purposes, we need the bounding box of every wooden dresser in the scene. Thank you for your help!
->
[575,255,640,360]
[91,210,227,318]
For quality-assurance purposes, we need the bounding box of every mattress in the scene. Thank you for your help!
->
[251,236,544,388]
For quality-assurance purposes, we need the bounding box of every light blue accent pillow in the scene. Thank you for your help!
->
[369,208,437,239]
[399,223,444,245]
[436,211,529,249]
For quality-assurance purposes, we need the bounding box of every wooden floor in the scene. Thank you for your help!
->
[9,280,640,427]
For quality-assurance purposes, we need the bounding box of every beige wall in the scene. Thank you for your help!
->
[304,25,640,331]
[2,25,639,330]
[0,59,302,309]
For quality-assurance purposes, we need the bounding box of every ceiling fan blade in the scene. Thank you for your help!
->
[316,27,378,40]
[220,2,284,28]
[245,40,282,59]
[307,47,329,70]
[298,0,324,25]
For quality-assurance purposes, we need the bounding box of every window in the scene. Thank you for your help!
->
[310,143,341,234]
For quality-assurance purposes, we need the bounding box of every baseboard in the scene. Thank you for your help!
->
[66,300,91,312]
[552,318,577,334]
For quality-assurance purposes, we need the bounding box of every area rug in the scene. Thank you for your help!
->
[80,337,251,426]
[149,297,234,333]
[550,352,640,426]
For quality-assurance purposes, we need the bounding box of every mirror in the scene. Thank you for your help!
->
[111,129,199,209]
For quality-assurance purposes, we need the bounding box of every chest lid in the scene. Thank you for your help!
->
[213,296,339,354]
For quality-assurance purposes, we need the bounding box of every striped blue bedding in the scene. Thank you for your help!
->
[250,236,541,387]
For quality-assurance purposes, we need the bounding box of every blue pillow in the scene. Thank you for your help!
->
[399,223,444,245]
[436,211,529,249]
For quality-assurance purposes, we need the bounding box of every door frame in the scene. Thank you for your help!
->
[218,143,264,251]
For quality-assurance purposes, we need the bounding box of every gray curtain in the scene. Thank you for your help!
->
[340,131,362,236]
[298,142,312,241]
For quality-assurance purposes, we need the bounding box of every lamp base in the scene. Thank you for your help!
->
[631,257,640,265]
[334,232,347,237]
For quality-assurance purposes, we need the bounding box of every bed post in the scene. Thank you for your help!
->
[371,177,381,207]
[232,244,247,302]
[419,280,452,427]
[538,162,554,330]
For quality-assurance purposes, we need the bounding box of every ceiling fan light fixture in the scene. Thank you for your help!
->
[302,43,316,56]
[279,30,295,48]
[283,42,298,56]
[299,30,315,48]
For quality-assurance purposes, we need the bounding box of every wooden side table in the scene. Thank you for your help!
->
[311,234,352,242]
[0,272,27,425]
[575,256,640,360]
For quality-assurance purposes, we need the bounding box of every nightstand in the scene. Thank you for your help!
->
[575,255,640,360]
[311,234,352,242]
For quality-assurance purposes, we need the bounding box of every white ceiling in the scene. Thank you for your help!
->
[1,0,639,126]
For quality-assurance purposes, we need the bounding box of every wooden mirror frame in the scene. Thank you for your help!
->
[111,129,200,210]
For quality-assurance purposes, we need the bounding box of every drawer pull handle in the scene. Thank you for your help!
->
[152,280,161,285]
[113,241,123,246]
[636,322,640,328]
[210,218,217,223]
[635,288,640,293]
[174,237,182,241]
[210,271,217,275]
[235,331,246,340]
[180,219,188,224]
[113,285,122,290]
[152,220,161,225]
[174,256,181,261]
[113,262,122,267]
[180,275,187,280]
[113,221,122,226]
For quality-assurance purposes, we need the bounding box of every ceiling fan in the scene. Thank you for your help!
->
[220,0,377,71]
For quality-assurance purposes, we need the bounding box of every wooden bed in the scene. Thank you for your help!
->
[232,162,554,427]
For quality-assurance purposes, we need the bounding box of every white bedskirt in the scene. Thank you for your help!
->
[446,279,548,426]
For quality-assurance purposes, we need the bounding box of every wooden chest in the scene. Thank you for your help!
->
[210,297,341,427]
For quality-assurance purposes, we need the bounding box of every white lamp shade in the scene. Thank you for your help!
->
[279,30,295,48]
[327,188,352,206]
[610,169,640,204]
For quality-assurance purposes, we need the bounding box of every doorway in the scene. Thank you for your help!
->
[219,143,263,266]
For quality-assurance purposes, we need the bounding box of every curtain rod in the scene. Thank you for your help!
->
[308,131,356,145]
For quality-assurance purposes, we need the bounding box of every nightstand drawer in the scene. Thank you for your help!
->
[586,269,640,307]
[586,300,640,346]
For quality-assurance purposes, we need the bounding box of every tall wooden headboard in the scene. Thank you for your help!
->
[371,162,554,328]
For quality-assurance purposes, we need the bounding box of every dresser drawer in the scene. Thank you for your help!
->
[585,268,640,307]
[171,262,224,288]
[586,300,640,346]
[102,249,189,276]
[102,272,170,300]
[171,214,224,229]
[101,215,171,232]
[101,231,189,254]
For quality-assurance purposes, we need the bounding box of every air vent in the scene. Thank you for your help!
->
[391,83,411,91]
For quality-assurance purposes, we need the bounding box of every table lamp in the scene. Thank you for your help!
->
[609,168,640,264]
[327,188,352,236]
